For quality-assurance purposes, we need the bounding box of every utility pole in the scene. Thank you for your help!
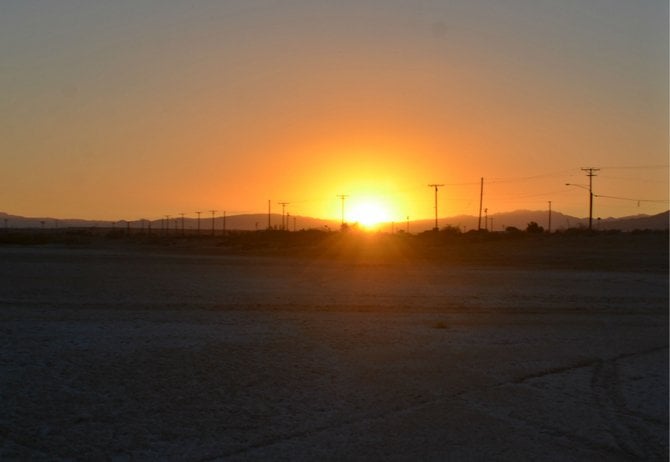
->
[210,210,217,235]
[547,201,552,233]
[478,177,484,231]
[278,202,289,230]
[484,208,488,231]
[180,213,185,236]
[196,211,202,234]
[581,168,599,230]
[268,200,271,229]
[222,211,226,235]
[427,184,444,231]
[337,194,349,227]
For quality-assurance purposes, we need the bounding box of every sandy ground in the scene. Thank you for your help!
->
[0,244,667,460]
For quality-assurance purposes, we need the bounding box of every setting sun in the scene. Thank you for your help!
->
[1,1,666,223]
[347,198,392,229]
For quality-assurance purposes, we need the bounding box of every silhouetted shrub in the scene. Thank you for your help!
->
[441,225,462,235]
[526,221,544,233]
[105,230,127,239]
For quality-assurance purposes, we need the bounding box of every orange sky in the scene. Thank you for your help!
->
[1,1,668,222]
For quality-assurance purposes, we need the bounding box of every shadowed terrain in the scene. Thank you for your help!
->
[0,233,667,460]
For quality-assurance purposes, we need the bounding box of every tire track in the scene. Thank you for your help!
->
[591,348,668,461]
[200,347,668,461]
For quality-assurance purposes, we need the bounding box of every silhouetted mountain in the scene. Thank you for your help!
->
[434,209,668,232]
[193,214,337,232]
[489,209,582,231]
[0,210,667,232]
[410,210,581,232]
[598,211,669,231]
[0,212,110,229]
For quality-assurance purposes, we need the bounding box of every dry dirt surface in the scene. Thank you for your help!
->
[0,239,667,460]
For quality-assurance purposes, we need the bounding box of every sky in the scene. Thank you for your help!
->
[1,0,668,223]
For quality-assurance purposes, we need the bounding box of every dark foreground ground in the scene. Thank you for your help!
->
[0,234,667,460]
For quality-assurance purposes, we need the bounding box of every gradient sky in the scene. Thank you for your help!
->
[1,0,668,222]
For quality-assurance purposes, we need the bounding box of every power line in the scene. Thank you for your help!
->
[427,184,444,231]
[210,210,217,235]
[600,164,669,170]
[495,189,571,200]
[581,167,600,230]
[478,178,484,231]
[487,168,579,184]
[336,194,349,227]
[278,202,289,230]
[438,169,580,187]
[595,194,669,204]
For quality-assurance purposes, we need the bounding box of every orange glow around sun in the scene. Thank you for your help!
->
[347,197,392,229]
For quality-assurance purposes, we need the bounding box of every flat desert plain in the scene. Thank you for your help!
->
[1,234,668,460]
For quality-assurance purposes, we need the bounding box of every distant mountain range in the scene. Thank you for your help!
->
[0,212,335,232]
[0,210,668,232]
[434,210,670,233]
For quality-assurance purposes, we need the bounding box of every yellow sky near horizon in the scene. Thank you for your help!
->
[1,1,668,222]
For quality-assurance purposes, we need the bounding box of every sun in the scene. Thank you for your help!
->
[348,198,392,229]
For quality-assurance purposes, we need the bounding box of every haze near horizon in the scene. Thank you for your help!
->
[2,1,668,222]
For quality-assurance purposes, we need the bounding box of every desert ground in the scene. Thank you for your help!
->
[0,233,667,460]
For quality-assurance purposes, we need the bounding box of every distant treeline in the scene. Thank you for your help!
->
[0,225,666,248]
[2,226,667,272]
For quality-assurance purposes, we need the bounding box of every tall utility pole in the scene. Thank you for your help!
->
[337,194,349,227]
[278,202,289,230]
[210,210,217,235]
[427,184,444,231]
[547,201,552,233]
[196,211,202,233]
[478,177,484,231]
[581,167,600,230]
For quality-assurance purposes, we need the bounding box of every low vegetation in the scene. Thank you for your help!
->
[1,226,667,272]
